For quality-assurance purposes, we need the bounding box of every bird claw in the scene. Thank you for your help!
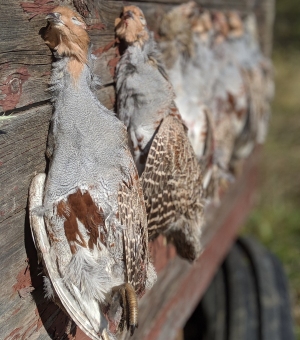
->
[112,283,138,335]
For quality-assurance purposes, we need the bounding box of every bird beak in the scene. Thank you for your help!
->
[45,12,62,24]
[124,10,134,20]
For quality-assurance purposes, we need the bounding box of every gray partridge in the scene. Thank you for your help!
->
[115,5,205,261]
[226,11,273,151]
[159,5,218,199]
[29,6,155,339]
[211,11,249,167]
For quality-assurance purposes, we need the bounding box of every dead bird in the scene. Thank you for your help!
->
[115,5,205,261]
[29,6,156,339]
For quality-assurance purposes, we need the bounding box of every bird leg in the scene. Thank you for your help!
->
[111,283,138,336]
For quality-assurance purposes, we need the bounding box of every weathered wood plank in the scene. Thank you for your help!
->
[0,84,116,226]
[0,0,122,114]
[0,106,58,338]
[0,105,51,223]
[0,208,74,340]
[112,0,253,9]
[0,1,57,113]
[0,0,273,114]
[0,0,274,338]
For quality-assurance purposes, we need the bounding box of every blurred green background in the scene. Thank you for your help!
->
[244,0,300,337]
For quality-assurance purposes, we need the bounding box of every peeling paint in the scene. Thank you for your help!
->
[93,40,120,77]
[3,327,22,340]
[11,307,22,316]
[12,261,34,298]
[107,55,120,77]
[21,321,38,340]
[20,0,56,20]
[41,70,51,77]
[0,67,30,112]
[3,303,69,340]
[87,23,106,31]
[3,317,40,340]
[93,39,117,56]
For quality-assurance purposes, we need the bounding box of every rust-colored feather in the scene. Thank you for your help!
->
[57,190,106,254]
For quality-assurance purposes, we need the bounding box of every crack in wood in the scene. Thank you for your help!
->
[0,99,50,116]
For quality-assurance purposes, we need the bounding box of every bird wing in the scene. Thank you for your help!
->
[141,111,204,239]
[29,174,107,340]
[117,155,149,297]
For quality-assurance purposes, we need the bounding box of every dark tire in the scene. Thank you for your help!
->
[184,237,295,340]
[269,253,295,340]
[224,242,259,340]
[184,266,227,340]
[238,237,295,340]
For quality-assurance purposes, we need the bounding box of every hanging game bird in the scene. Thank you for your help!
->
[115,5,205,261]
[29,6,156,340]
[209,11,249,173]
[225,11,274,152]
[158,4,217,199]
[157,4,273,196]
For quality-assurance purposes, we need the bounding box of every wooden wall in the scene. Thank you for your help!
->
[0,0,274,339]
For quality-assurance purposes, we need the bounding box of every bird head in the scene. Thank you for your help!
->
[42,6,89,64]
[115,6,148,46]
[212,11,229,39]
[227,11,244,36]
[159,2,197,65]
[192,10,212,34]
[201,11,213,31]
[160,2,197,39]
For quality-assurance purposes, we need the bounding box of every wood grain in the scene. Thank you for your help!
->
[0,0,273,114]
[0,105,51,223]
[0,0,123,114]
[0,0,274,339]
[0,208,74,340]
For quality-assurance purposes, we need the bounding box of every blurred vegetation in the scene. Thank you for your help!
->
[274,0,300,50]
[243,0,300,337]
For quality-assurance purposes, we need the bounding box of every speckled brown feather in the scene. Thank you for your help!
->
[117,153,149,297]
[141,112,204,261]
[115,5,205,261]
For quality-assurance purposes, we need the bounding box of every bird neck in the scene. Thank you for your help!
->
[49,52,92,102]
[228,28,244,38]
[67,57,86,84]
[55,34,89,84]
[134,32,149,48]
[122,26,149,49]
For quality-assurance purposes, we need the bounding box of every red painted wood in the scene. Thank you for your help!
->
[145,159,257,339]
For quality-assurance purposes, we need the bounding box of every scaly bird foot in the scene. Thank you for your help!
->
[112,283,138,336]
